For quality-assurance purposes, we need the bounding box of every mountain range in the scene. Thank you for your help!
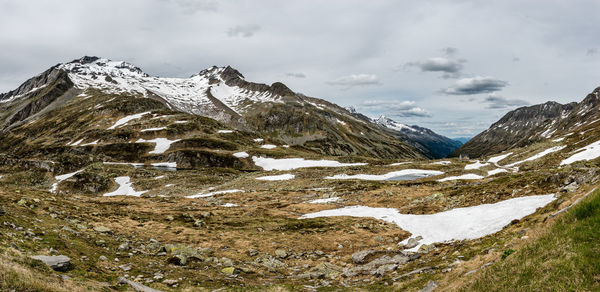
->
[0,56,461,160]
[452,86,600,158]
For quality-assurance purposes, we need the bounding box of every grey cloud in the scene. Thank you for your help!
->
[483,94,529,109]
[443,47,458,56]
[162,0,218,13]
[587,48,598,56]
[358,100,431,117]
[327,74,380,88]
[406,57,464,78]
[443,76,508,95]
[227,25,261,37]
[285,72,306,78]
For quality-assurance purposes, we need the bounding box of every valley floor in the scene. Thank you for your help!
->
[0,149,597,291]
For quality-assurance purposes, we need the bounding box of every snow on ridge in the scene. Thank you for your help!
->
[108,112,151,129]
[136,137,180,154]
[59,58,283,113]
[326,169,444,181]
[103,176,147,197]
[252,156,367,171]
[300,194,556,249]
[560,140,600,165]
[260,144,277,149]
[256,173,295,181]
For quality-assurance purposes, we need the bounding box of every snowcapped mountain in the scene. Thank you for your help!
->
[0,56,428,159]
[373,115,462,159]
[452,86,600,158]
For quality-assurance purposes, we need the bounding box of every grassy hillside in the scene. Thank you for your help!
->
[458,188,600,291]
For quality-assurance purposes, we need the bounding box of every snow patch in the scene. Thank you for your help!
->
[260,144,277,149]
[488,152,512,164]
[136,138,180,154]
[256,173,295,181]
[217,130,234,133]
[506,146,566,167]
[308,197,340,204]
[51,170,83,193]
[301,194,556,249]
[464,161,489,170]
[186,189,244,199]
[141,127,167,132]
[233,152,249,158]
[487,169,509,176]
[431,161,451,165]
[108,112,151,129]
[437,173,483,182]
[103,176,147,197]
[560,140,600,165]
[252,156,367,171]
[326,169,443,181]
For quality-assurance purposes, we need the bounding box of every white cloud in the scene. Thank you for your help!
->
[327,74,380,88]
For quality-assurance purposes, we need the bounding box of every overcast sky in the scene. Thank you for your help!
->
[1,0,599,137]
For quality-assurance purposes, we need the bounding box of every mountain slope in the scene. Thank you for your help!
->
[451,87,600,158]
[0,56,424,160]
[373,115,462,159]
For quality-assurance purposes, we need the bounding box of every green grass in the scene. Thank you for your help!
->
[460,188,600,291]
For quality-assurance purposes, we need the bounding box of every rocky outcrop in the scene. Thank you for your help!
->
[452,100,578,158]
[31,255,71,271]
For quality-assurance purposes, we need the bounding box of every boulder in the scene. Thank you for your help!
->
[31,255,71,271]
[351,249,376,264]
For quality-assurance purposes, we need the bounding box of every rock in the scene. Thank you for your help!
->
[374,235,385,242]
[31,255,71,271]
[119,264,132,271]
[247,249,259,257]
[165,215,174,221]
[162,279,178,286]
[95,240,106,247]
[309,262,343,279]
[221,267,238,275]
[93,226,112,233]
[161,244,212,266]
[0,207,5,216]
[418,244,435,254]
[404,238,419,249]
[193,219,203,227]
[275,249,288,259]
[118,242,130,251]
[98,255,107,261]
[344,254,409,277]
[119,277,163,292]
[254,255,286,272]
[351,249,376,264]
[17,199,27,206]
[419,280,438,292]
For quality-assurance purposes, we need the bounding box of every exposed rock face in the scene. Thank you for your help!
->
[451,87,600,158]
[31,255,71,271]
[452,101,576,158]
